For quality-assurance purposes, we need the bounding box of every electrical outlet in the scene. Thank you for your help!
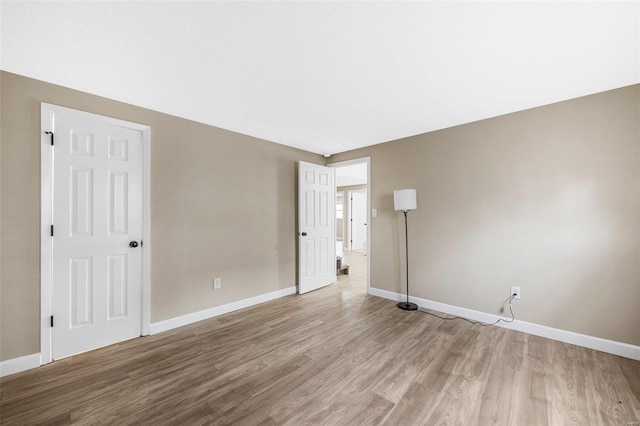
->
[510,286,521,299]
[213,278,221,289]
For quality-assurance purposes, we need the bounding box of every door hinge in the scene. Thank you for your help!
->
[51,225,54,237]
[50,315,54,327]
[44,131,54,146]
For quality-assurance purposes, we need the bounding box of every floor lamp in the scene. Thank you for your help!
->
[394,189,418,311]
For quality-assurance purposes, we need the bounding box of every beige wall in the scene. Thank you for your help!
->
[0,71,323,361]
[331,85,640,346]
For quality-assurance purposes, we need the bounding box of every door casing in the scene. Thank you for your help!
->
[40,103,151,365]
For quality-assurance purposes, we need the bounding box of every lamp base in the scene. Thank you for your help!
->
[397,302,418,311]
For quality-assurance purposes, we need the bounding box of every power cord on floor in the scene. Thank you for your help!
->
[417,294,516,327]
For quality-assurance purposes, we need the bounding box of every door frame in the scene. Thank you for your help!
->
[327,157,371,294]
[40,103,151,365]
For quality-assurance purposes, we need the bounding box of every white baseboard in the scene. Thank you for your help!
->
[369,287,640,361]
[0,353,41,378]
[150,285,297,335]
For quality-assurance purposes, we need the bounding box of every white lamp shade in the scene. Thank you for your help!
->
[394,189,417,211]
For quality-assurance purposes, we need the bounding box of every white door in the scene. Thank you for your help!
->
[298,161,336,294]
[350,191,367,251]
[50,108,143,359]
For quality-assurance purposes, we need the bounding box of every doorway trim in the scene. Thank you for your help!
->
[327,157,371,294]
[40,103,151,365]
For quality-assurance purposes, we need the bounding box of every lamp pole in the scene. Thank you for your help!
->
[398,209,418,310]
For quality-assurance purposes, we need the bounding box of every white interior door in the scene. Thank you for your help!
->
[350,191,367,251]
[50,108,143,359]
[298,161,336,294]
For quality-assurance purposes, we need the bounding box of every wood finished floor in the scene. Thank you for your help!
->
[1,250,639,425]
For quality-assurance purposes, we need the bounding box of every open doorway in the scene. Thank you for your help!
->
[328,158,370,293]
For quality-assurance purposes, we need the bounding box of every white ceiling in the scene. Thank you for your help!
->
[1,1,638,155]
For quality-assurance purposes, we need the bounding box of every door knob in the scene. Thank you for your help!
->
[301,232,308,236]
[129,241,139,248]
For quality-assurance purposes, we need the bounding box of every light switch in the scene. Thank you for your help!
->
[372,208,377,218]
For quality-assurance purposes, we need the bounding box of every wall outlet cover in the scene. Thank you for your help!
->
[511,286,521,299]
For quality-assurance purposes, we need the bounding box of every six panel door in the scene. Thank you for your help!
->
[51,111,143,359]
[298,161,336,294]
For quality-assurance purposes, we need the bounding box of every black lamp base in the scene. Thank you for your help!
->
[397,302,418,311]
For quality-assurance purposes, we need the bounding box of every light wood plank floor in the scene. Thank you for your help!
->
[1,251,639,425]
